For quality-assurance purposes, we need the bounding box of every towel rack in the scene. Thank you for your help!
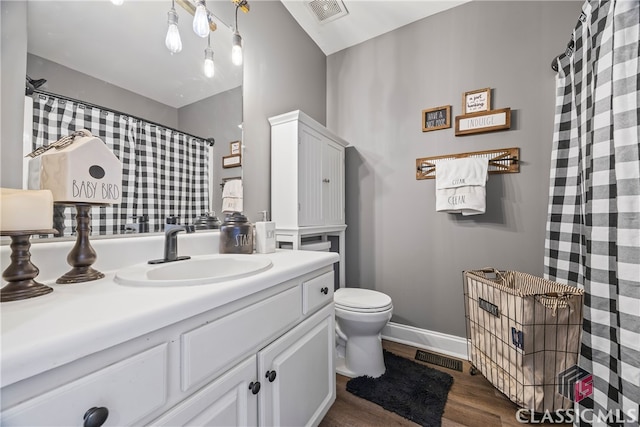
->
[416,147,519,180]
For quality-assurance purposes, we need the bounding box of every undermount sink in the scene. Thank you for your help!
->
[114,254,273,287]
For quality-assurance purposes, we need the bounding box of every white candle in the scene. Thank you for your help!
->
[0,188,54,232]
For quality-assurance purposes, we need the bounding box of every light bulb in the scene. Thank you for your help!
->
[110,0,124,5]
[193,0,209,38]
[204,47,215,78]
[231,31,243,66]
[165,8,182,54]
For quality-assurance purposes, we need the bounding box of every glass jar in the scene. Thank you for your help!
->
[219,212,253,254]
[194,212,221,230]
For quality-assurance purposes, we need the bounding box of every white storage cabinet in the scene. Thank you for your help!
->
[269,110,348,288]
[269,110,347,229]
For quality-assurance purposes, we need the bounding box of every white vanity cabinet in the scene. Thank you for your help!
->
[0,262,336,427]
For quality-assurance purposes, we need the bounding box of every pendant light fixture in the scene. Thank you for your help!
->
[164,0,250,75]
[231,3,244,66]
[165,0,182,54]
[192,0,210,38]
[204,34,215,78]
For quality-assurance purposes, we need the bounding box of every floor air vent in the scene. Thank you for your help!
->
[415,350,463,372]
[306,0,349,24]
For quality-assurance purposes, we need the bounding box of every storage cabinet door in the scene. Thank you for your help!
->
[322,140,344,225]
[151,356,258,427]
[298,124,324,227]
[258,304,335,427]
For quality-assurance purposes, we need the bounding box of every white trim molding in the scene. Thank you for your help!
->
[381,322,468,361]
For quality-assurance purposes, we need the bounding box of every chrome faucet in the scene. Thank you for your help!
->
[148,223,196,264]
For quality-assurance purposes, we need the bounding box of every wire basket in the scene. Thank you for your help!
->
[463,268,584,413]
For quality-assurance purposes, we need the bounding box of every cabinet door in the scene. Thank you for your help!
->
[258,304,335,427]
[151,356,258,427]
[298,124,324,227]
[322,140,345,225]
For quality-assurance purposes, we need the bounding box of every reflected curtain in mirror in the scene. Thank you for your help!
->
[30,92,210,236]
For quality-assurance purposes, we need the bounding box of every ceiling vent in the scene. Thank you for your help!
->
[306,0,349,24]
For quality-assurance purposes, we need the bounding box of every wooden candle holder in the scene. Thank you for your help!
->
[57,203,105,284]
[1,229,57,302]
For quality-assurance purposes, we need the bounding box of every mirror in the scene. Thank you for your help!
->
[24,0,243,236]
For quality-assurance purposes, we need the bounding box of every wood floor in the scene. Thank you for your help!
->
[318,340,529,427]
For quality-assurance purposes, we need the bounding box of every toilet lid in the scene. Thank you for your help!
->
[334,288,392,311]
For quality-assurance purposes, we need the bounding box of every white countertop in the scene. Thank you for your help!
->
[0,232,339,388]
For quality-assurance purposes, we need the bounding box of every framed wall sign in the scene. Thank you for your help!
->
[455,108,511,136]
[230,141,241,155]
[463,88,491,114]
[422,105,451,132]
[222,154,242,168]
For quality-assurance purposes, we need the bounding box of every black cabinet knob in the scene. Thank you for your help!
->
[249,381,261,394]
[83,407,109,427]
[320,287,329,295]
[265,370,277,382]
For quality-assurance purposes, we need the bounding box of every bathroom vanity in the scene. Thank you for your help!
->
[0,232,338,426]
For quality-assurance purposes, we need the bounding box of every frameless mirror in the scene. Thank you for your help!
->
[24,0,243,237]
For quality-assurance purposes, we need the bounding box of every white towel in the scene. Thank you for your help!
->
[221,179,243,213]
[222,197,243,213]
[436,157,488,215]
[222,179,243,198]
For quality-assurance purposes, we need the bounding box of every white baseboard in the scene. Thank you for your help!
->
[381,322,468,361]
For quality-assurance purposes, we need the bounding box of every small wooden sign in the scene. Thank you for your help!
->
[455,108,511,136]
[463,88,491,114]
[222,154,242,168]
[230,141,241,155]
[422,105,451,132]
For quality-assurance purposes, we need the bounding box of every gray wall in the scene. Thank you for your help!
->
[327,1,581,337]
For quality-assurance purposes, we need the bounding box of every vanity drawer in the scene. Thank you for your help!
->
[1,344,168,426]
[181,285,302,392]
[302,271,334,315]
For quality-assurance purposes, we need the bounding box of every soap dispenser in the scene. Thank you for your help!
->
[255,210,276,254]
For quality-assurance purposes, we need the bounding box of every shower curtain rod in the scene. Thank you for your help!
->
[30,89,215,146]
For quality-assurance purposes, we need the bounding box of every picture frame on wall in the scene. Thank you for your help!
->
[422,105,451,132]
[222,154,242,168]
[462,88,491,114]
[230,141,241,155]
[455,107,511,136]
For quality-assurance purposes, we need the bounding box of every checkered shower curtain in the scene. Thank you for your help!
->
[31,93,209,235]
[544,1,639,425]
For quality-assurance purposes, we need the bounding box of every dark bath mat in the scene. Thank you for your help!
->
[346,350,454,427]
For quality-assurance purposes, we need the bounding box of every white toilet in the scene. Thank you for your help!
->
[334,288,393,378]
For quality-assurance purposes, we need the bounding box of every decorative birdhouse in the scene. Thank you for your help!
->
[38,130,122,204]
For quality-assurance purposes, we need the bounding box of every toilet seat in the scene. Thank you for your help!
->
[334,288,393,313]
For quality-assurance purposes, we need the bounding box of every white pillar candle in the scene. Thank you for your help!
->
[0,188,54,232]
